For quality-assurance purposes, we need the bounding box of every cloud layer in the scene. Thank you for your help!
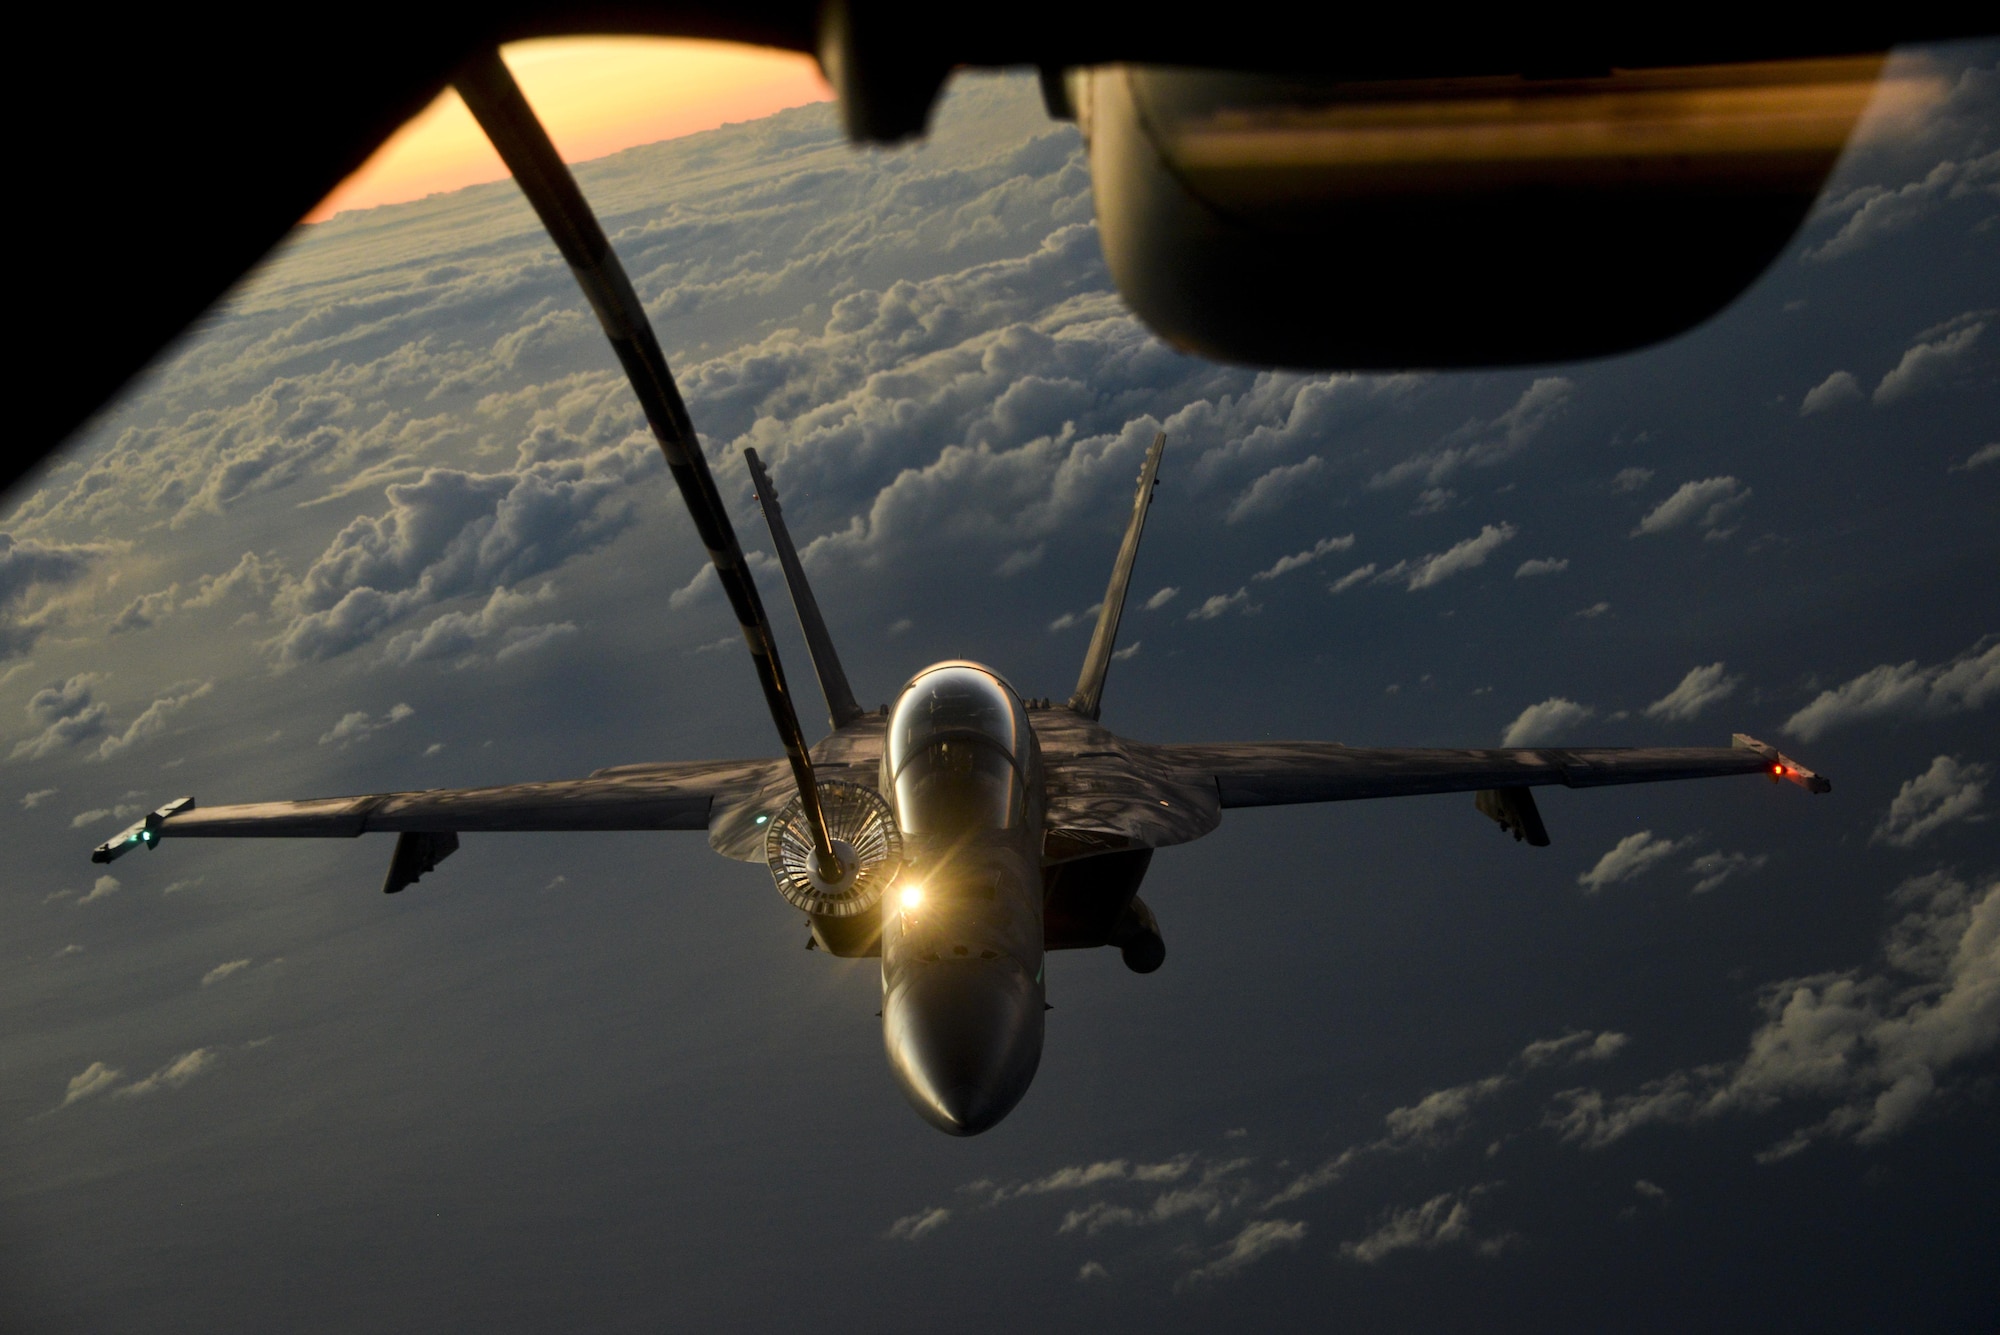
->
[1785,638,2000,741]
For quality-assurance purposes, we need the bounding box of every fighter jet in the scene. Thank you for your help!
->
[90,54,1831,1136]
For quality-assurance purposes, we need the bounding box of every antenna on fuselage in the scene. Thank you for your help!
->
[453,50,844,881]
[1068,430,1167,721]
[743,448,865,731]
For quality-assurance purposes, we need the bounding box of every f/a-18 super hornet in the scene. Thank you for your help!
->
[91,54,1830,1136]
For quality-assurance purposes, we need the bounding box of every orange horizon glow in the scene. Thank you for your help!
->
[305,38,834,223]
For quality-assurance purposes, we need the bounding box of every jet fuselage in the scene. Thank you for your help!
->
[878,662,1047,1135]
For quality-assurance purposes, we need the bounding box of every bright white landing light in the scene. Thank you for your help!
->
[899,884,925,911]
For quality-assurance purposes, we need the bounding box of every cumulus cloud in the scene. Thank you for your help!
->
[1328,564,1376,594]
[318,703,415,746]
[93,680,213,762]
[380,584,575,667]
[59,1061,120,1108]
[113,1048,220,1098]
[77,875,121,905]
[10,674,110,761]
[980,1160,1145,1203]
[1057,1158,1255,1237]
[22,787,57,808]
[202,959,252,987]
[1687,851,1769,894]
[1076,1261,1109,1282]
[1338,1197,1472,1265]
[1187,588,1257,621]
[1184,1219,1307,1283]
[1784,637,2000,741]
[1956,442,2000,471]
[1500,696,1593,746]
[1577,831,1697,893]
[1378,522,1518,591]
[1048,602,1102,632]
[1382,1076,1511,1146]
[1644,663,1742,722]
[266,442,658,667]
[1632,477,1751,537]
[1809,154,2000,262]
[1339,1193,1480,1264]
[1575,601,1610,619]
[1514,557,1567,578]
[1141,586,1177,611]
[9,77,1487,709]
[885,1207,951,1241]
[958,1155,1203,1221]
[111,552,285,634]
[1267,1028,1627,1208]
[1552,871,2000,1160]
[1370,377,1575,489]
[0,533,114,660]
[1800,371,1864,415]
[1873,756,1989,847]
[1611,467,1653,492]
[1408,487,1455,515]
[994,544,1044,576]
[1187,372,1420,492]
[1225,455,1323,523]
[927,1025,1627,1279]
[1873,313,1988,405]
[1520,1030,1630,1067]
[1251,535,1355,582]
[667,551,775,612]
[728,299,1305,585]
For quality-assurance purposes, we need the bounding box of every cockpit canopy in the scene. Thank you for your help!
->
[887,664,1029,833]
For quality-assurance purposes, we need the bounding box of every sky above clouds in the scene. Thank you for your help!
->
[1,46,1996,1334]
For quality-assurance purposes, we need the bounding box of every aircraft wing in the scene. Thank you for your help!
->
[1150,734,1828,808]
[92,758,793,871]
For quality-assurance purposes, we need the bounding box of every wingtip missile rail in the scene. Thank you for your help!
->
[1732,734,1831,794]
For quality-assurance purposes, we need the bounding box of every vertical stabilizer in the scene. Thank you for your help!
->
[744,449,865,730]
[1068,431,1167,721]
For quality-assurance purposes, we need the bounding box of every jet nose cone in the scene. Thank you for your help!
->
[885,961,1044,1136]
[933,1083,1007,1136]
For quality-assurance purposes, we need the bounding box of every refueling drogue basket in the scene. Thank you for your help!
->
[765,780,902,918]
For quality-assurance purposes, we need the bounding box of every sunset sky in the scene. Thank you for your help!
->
[306,38,833,221]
